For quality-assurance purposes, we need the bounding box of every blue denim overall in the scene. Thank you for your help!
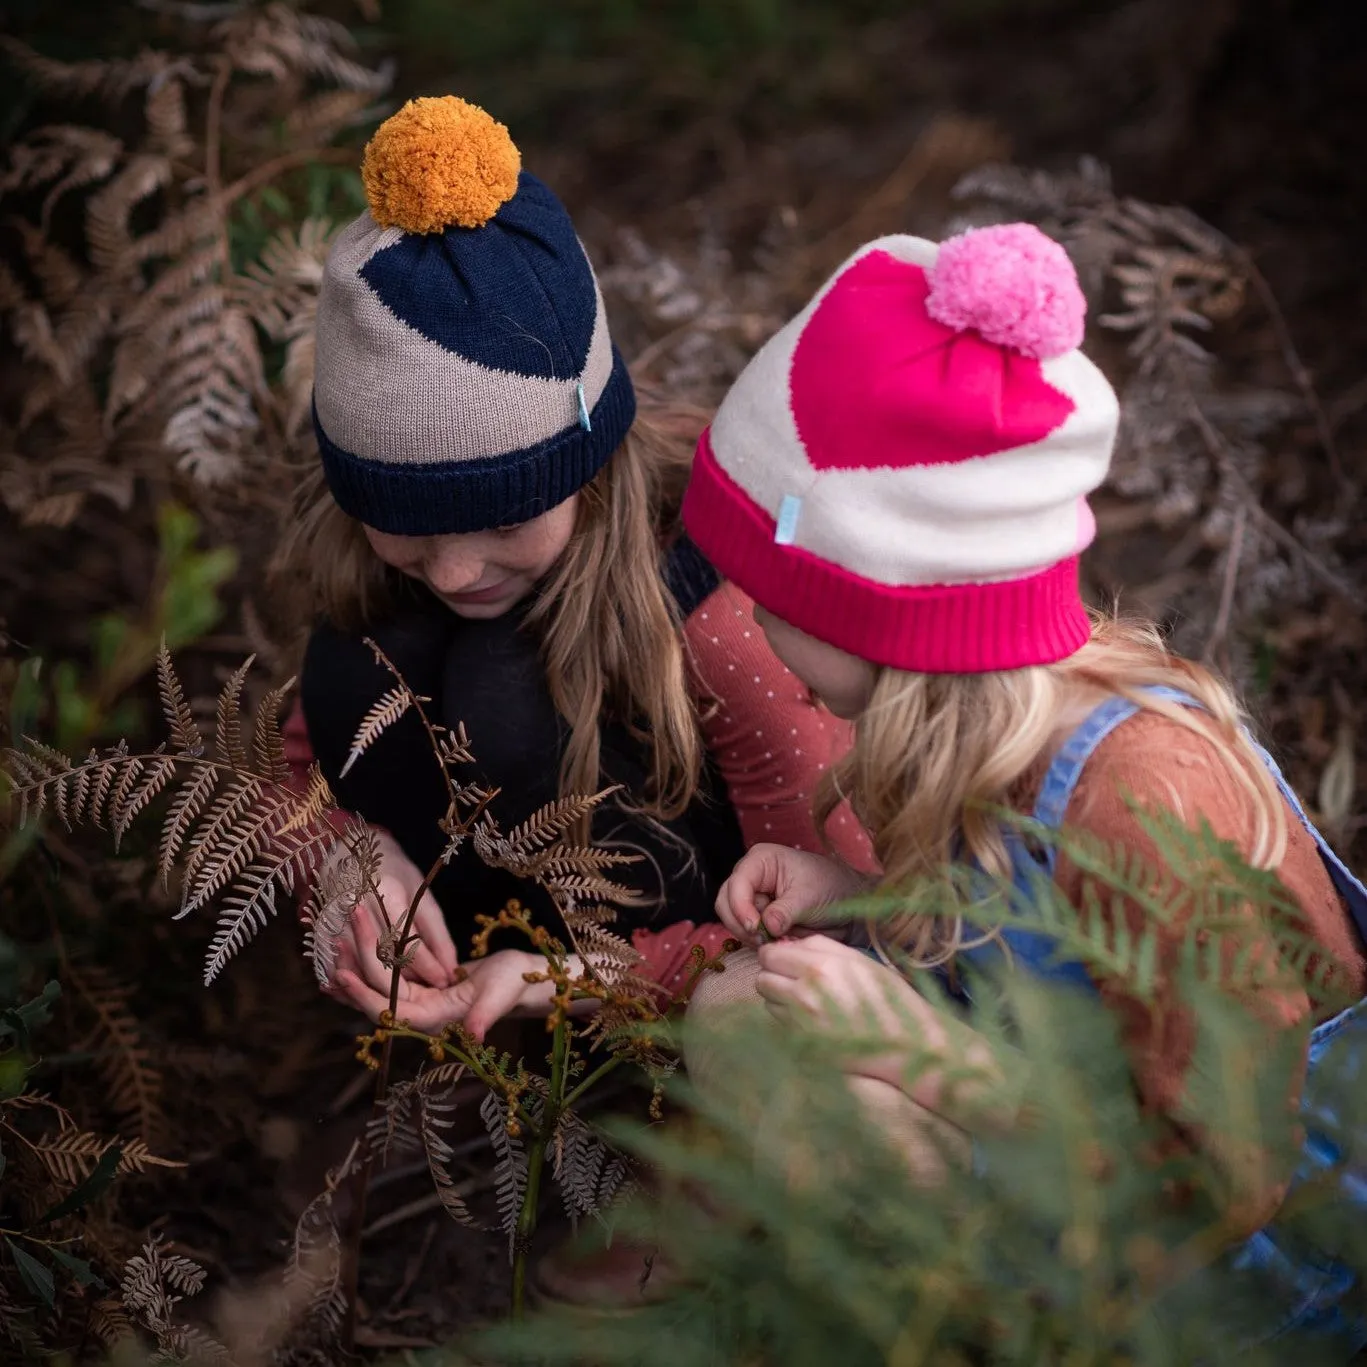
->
[944,686,1367,1347]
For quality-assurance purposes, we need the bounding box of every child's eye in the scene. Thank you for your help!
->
[494,523,522,538]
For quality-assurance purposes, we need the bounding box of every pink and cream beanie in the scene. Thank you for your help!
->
[680,224,1119,673]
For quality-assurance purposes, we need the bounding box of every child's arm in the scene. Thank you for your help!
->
[290,700,739,1007]
[681,581,876,874]
[1059,712,1331,1232]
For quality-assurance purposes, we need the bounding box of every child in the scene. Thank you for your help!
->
[679,223,1367,1338]
[273,95,868,1032]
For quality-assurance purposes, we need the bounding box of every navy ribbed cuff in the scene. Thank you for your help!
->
[314,347,637,536]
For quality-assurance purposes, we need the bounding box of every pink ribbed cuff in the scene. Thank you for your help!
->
[682,430,1091,674]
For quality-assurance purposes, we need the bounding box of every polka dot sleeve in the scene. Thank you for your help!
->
[681,580,875,871]
[630,920,736,1006]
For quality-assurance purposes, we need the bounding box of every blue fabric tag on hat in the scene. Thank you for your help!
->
[775,493,802,545]
[576,382,592,432]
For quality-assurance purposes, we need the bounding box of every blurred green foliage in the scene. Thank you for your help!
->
[2,504,235,883]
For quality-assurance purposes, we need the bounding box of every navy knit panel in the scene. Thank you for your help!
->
[358,172,597,380]
[314,346,637,535]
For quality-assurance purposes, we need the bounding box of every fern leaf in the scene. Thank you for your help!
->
[212,655,254,769]
[339,685,411,779]
[504,790,616,856]
[251,678,294,782]
[158,763,218,888]
[85,153,174,276]
[67,965,166,1146]
[553,1111,609,1227]
[111,755,175,849]
[366,1081,421,1165]
[29,1128,110,1186]
[480,1089,530,1259]
[201,859,280,985]
[156,644,203,756]
[0,38,174,101]
[303,830,375,985]
[178,773,261,897]
[182,788,296,919]
[418,1069,480,1227]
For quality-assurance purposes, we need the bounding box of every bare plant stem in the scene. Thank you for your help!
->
[511,1016,569,1319]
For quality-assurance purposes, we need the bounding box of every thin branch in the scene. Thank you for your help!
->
[220,146,356,210]
[1179,374,1362,609]
[1203,501,1247,671]
[1235,248,1348,494]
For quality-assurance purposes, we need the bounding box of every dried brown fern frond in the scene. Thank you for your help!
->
[951,158,1353,662]
[0,38,187,103]
[338,685,413,780]
[552,1110,634,1229]
[271,1137,365,1362]
[2,648,356,985]
[301,825,379,985]
[66,964,166,1147]
[417,1064,480,1228]
[480,1088,531,1259]
[0,10,390,523]
[12,1115,181,1187]
[121,1236,233,1365]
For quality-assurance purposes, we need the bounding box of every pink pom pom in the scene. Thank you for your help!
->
[924,223,1085,360]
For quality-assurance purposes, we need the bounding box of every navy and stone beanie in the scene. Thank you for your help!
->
[312,95,636,536]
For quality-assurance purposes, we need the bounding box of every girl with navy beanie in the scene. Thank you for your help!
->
[274,97,869,1037]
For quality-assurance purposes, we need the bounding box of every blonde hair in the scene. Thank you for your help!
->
[813,612,1288,965]
[272,389,709,820]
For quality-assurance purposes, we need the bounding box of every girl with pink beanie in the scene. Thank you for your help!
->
[680,223,1367,1344]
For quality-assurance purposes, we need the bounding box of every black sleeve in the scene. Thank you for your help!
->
[301,585,739,951]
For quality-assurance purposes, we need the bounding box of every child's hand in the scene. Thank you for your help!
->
[329,829,460,996]
[327,948,549,1041]
[754,936,999,1124]
[716,844,865,943]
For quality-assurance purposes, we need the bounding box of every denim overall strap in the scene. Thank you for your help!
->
[961,689,1194,990]
[1028,684,1198,875]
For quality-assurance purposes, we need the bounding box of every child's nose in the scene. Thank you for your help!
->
[422,538,486,593]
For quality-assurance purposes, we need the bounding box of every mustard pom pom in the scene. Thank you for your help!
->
[361,96,521,234]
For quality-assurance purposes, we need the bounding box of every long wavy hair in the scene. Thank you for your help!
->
[272,388,709,821]
[812,612,1288,966]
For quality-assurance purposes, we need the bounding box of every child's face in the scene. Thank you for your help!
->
[752,604,876,720]
[363,496,578,619]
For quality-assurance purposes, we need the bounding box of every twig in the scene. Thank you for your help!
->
[1235,249,1348,494]
[220,147,356,210]
[203,55,232,201]
[362,1180,485,1239]
[387,1218,439,1313]
[1203,502,1247,668]
[1180,378,1362,609]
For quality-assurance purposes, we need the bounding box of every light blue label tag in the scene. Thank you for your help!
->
[775,493,802,545]
[576,382,592,432]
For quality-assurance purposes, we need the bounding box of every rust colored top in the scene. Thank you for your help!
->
[1031,709,1365,1227]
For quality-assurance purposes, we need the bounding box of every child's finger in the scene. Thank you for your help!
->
[715,881,762,943]
[402,936,449,987]
[757,938,823,978]
[464,968,533,1042]
[413,890,460,979]
[720,854,777,933]
[332,969,391,1022]
[754,969,819,1019]
[351,902,394,996]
